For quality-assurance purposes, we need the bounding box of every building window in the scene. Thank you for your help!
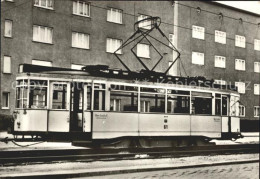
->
[2,92,9,109]
[254,84,260,95]
[71,64,85,70]
[214,79,226,85]
[3,56,11,74]
[254,106,260,117]
[214,56,226,68]
[239,105,245,117]
[235,82,245,94]
[32,59,52,67]
[4,20,12,37]
[254,39,260,51]
[137,43,150,58]
[33,25,53,44]
[235,35,246,48]
[192,25,205,40]
[215,30,226,44]
[72,32,89,49]
[73,1,90,17]
[192,52,204,65]
[254,62,260,73]
[107,8,122,24]
[34,0,54,9]
[138,14,151,30]
[235,59,245,71]
[169,34,174,47]
[106,38,122,54]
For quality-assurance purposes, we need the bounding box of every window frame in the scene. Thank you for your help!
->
[137,43,150,59]
[106,38,123,54]
[214,55,226,68]
[4,20,12,38]
[235,35,246,48]
[138,14,151,30]
[192,25,205,40]
[215,30,226,44]
[72,1,90,17]
[254,84,260,95]
[239,105,245,117]
[34,0,54,10]
[107,7,123,24]
[2,92,10,109]
[254,62,260,73]
[32,59,52,67]
[33,25,53,44]
[72,32,90,49]
[235,59,246,71]
[254,39,260,51]
[235,82,245,94]
[192,51,204,65]
[3,56,11,74]
[254,106,260,117]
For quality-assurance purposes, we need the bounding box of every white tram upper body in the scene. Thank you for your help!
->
[13,64,242,141]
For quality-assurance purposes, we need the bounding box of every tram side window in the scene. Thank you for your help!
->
[222,96,228,116]
[52,84,67,109]
[191,92,212,115]
[167,96,190,114]
[16,80,28,108]
[94,84,106,111]
[140,91,165,113]
[215,94,221,115]
[29,80,48,109]
[110,91,138,112]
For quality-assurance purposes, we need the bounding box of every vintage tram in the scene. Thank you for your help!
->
[12,64,242,147]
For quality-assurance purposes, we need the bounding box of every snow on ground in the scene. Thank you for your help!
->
[0,153,258,177]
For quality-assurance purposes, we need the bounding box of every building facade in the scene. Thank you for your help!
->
[1,0,175,115]
[173,1,260,123]
[1,0,259,126]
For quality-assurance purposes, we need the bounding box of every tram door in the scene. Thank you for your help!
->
[70,82,84,132]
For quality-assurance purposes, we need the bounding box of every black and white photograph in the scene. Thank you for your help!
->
[0,0,259,178]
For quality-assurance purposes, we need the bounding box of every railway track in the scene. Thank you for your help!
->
[0,144,258,166]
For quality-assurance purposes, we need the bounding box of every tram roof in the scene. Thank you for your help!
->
[18,64,238,93]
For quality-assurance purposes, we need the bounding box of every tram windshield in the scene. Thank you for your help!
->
[29,80,47,109]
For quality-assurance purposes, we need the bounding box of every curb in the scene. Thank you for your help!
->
[1,159,259,178]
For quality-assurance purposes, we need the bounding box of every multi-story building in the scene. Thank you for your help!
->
[172,1,260,128]
[1,0,175,115]
[1,0,259,129]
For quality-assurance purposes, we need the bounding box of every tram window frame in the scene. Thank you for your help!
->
[215,93,221,115]
[140,87,166,113]
[28,80,48,109]
[191,91,213,115]
[16,79,29,109]
[110,84,138,112]
[167,89,190,114]
[84,83,92,111]
[93,83,106,111]
[51,83,68,110]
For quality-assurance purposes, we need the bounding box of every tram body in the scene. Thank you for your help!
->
[12,67,242,143]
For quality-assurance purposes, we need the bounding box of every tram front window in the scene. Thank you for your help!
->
[52,84,67,109]
[29,80,47,109]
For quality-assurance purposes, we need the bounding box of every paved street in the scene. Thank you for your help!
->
[88,162,259,179]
